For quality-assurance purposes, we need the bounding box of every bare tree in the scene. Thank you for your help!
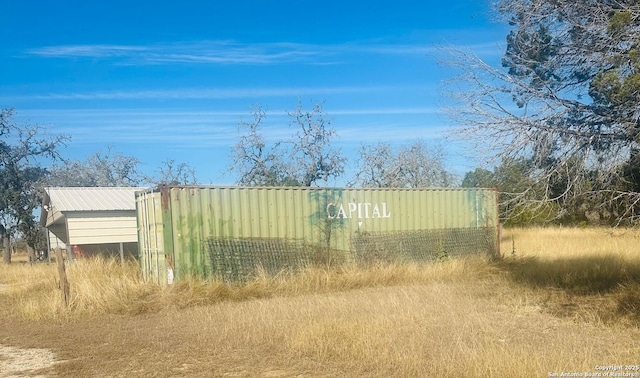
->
[156,159,197,185]
[350,143,402,187]
[287,101,346,187]
[447,0,640,223]
[229,102,345,187]
[47,146,145,187]
[228,106,293,186]
[350,141,455,188]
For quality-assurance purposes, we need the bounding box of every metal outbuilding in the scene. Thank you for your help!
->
[40,187,143,260]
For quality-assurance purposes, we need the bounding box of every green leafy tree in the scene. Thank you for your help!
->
[449,0,640,224]
[462,158,558,225]
[461,168,494,188]
[0,109,68,263]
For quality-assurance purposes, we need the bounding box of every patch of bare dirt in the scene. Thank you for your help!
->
[0,285,59,377]
[0,345,57,378]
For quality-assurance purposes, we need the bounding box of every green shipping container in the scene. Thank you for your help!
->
[136,185,499,284]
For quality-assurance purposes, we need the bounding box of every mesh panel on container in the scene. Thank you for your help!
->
[206,227,496,281]
[351,227,496,265]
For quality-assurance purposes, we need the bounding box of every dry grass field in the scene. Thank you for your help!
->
[1,227,640,377]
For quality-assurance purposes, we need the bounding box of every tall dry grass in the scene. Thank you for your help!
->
[1,227,640,376]
[0,257,152,319]
[0,253,496,320]
[1,227,639,324]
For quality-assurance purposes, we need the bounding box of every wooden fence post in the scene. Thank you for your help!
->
[55,247,70,307]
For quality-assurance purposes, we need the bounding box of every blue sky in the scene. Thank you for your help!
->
[1,0,508,185]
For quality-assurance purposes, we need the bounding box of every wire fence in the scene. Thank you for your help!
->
[206,227,497,281]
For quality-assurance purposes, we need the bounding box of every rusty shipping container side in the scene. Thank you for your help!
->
[135,186,499,284]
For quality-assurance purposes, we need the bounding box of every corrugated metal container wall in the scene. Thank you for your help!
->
[136,186,499,284]
[136,189,167,283]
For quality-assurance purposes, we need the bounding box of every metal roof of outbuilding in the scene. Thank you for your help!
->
[45,187,144,212]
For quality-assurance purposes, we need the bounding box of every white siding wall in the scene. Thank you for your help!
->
[47,223,69,245]
[48,231,67,249]
[65,211,138,245]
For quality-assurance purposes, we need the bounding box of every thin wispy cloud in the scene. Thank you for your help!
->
[31,45,149,58]
[26,41,326,65]
[24,40,453,66]
[5,85,425,101]
[22,106,441,119]
[20,106,447,147]
[332,107,442,116]
[64,122,447,148]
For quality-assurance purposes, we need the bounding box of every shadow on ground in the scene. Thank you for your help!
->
[496,255,640,294]
[495,255,640,322]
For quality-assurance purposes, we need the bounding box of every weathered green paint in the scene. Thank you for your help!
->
[136,186,499,284]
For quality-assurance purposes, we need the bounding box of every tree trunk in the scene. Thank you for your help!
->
[27,244,36,265]
[2,233,11,264]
